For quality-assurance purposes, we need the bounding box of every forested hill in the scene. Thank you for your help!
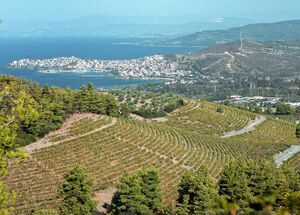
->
[154,19,300,46]
[0,75,120,147]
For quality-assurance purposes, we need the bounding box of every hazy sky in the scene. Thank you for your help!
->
[1,0,300,22]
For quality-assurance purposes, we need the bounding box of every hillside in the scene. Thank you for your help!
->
[154,19,300,46]
[4,100,299,214]
[142,40,300,100]
[189,40,300,75]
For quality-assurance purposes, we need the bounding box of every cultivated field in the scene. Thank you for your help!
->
[4,100,299,214]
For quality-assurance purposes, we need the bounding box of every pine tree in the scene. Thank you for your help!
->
[0,81,38,213]
[245,160,277,197]
[276,103,293,115]
[138,168,162,211]
[282,166,300,192]
[104,94,120,117]
[110,173,152,215]
[218,161,251,207]
[58,165,96,215]
[284,191,300,214]
[120,103,131,117]
[177,167,218,214]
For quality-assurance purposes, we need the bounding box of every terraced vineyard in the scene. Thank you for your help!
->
[168,101,257,135]
[4,100,300,214]
[284,152,300,171]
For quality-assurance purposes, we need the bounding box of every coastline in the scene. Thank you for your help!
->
[7,55,189,80]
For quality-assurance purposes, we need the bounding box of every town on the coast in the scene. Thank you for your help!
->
[8,55,191,79]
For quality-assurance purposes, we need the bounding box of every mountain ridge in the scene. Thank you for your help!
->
[154,19,300,46]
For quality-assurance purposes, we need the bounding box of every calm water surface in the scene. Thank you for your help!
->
[0,37,199,89]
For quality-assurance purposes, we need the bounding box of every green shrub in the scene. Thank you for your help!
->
[216,107,224,113]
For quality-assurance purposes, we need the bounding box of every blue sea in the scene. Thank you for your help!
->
[0,37,199,89]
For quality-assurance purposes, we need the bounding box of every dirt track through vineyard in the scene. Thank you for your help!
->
[222,116,266,138]
[25,115,117,154]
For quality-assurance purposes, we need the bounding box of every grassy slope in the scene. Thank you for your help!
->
[4,100,299,214]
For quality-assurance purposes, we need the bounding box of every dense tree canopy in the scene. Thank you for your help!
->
[111,168,162,215]
[0,76,121,146]
[177,167,218,214]
[218,161,251,207]
[110,161,299,214]
[276,103,294,115]
[58,165,96,215]
[0,77,39,214]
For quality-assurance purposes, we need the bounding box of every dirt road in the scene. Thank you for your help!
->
[222,116,266,138]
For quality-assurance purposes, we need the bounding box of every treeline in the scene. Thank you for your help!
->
[109,160,300,215]
[133,98,183,119]
[112,90,184,119]
[133,98,184,119]
[136,75,300,102]
[33,160,300,215]
[222,101,300,122]
[0,75,120,146]
[133,108,167,119]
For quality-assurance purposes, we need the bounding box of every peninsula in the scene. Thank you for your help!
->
[8,55,191,79]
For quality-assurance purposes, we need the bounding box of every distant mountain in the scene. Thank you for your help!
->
[0,16,253,38]
[154,20,300,46]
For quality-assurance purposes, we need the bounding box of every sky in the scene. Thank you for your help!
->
[1,0,300,23]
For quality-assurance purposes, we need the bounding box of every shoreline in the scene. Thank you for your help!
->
[6,68,175,81]
[7,54,189,81]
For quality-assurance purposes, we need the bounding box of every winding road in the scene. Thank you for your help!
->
[222,116,266,138]
[274,145,300,167]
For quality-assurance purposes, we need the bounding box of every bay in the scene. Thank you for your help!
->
[0,37,199,89]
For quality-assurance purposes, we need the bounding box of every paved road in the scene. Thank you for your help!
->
[222,116,266,138]
[274,145,300,167]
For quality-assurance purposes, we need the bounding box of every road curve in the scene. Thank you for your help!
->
[274,145,300,167]
[222,116,266,138]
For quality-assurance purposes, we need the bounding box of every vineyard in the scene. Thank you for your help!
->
[285,152,300,171]
[4,100,300,214]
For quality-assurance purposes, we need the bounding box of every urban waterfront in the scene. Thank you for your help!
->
[0,37,199,89]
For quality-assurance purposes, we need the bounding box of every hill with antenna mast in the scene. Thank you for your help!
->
[187,40,300,75]
[140,39,300,100]
[152,19,300,46]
